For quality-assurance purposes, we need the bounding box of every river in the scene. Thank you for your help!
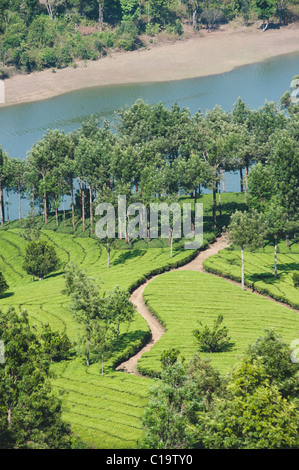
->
[0,51,298,221]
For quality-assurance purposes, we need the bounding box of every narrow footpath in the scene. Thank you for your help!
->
[116,234,229,376]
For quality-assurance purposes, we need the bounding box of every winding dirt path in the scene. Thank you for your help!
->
[116,233,299,377]
[116,234,229,376]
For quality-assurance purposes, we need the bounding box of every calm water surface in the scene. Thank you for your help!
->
[1,51,298,220]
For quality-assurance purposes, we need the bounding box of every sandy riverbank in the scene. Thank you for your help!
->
[1,22,299,108]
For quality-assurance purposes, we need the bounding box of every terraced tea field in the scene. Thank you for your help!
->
[0,227,200,448]
[140,270,299,376]
[203,244,299,310]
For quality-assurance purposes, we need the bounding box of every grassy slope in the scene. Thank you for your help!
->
[0,192,246,447]
[0,228,201,448]
[203,240,299,309]
[141,270,299,376]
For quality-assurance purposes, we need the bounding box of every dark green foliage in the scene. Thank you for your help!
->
[143,330,299,449]
[0,0,293,74]
[247,329,299,399]
[0,271,9,297]
[141,352,203,449]
[193,314,232,353]
[160,348,181,369]
[194,356,299,449]
[0,307,73,449]
[23,240,60,280]
[40,323,73,362]
[186,354,223,407]
[293,272,299,288]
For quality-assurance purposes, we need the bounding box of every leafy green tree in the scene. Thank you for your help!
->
[120,0,140,22]
[247,162,274,212]
[227,209,266,290]
[23,240,60,280]
[10,158,26,225]
[254,0,277,28]
[193,356,299,449]
[264,203,288,277]
[0,271,9,297]
[246,101,287,163]
[193,314,232,353]
[27,130,71,225]
[106,286,135,344]
[63,263,107,366]
[21,208,41,241]
[186,354,223,409]
[199,106,242,227]
[40,323,73,362]
[269,128,299,246]
[247,329,299,399]
[0,307,73,449]
[141,352,202,449]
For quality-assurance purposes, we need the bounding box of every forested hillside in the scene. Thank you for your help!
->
[0,0,298,76]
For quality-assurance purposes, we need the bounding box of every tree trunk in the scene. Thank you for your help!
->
[218,182,222,217]
[147,206,150,242]
[98,0,104,31]
[44,192,48,225]
[54,194,58,227]
[107,241,110,268]
[45,0,53,21]
[18,183,22,224]
[89,186,93,235]
[244,165,249,203]
[240,167,244,192]
[274,239,278,277]
[0,181,4,227]
[169,228,173,258]
[7,406,11,428]
[192,9,198,29]
[241,247,245,291]
[62,196,66,224]
[6,190,9,224]
[82,185,85,232]
[221,169,225,193]
[71,180,75,231]
[212,183,217,228]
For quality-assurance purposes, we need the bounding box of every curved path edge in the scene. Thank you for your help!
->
[116,234,229,376]
[116,233,299,377]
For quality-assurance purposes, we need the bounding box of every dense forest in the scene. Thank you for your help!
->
[0,94,298,247]
[0,0,298,75]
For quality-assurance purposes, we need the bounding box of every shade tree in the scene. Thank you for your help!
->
[227,209,266,290]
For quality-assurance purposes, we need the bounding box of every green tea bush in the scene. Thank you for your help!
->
[293,272,299,288]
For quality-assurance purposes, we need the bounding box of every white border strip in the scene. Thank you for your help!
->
[0,80,5,104]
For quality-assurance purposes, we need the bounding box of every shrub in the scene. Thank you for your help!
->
[0,271,9,297]
[115,33,136,51]
[23,240,60,280]
[293,272,299,288]
[145,23,161,36]
[174,19,183,35]
[40,47,58,68]
[40,323,73,361]
[0,67,10,79]
[193,314,232,353]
